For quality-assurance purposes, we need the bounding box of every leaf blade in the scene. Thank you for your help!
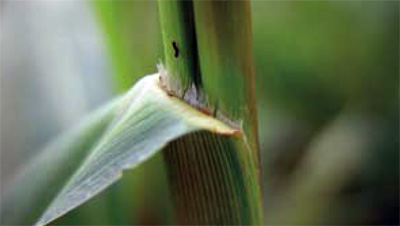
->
[0,98,120,225]
[35,73,236,226]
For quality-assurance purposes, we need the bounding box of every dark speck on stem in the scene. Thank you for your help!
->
[172,41,179,58]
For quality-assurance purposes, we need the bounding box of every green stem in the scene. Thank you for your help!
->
[158,0,201,97]
[193,0,259,143]
[158,0,263,224]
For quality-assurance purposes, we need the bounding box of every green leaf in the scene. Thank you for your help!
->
[25,73,236,226]
[1,97,119,225]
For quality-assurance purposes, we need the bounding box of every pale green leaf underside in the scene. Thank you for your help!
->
[34,73,236,226]
[1,97,119,225]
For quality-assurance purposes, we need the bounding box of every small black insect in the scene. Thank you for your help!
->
[172,41,179,58]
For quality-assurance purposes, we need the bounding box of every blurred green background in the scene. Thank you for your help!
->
[1,0,398,225]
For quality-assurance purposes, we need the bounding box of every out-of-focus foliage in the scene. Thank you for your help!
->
[0,0,113,193]
[252,1,399,225]
[93,1,162,92]
[1,0,398,225]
